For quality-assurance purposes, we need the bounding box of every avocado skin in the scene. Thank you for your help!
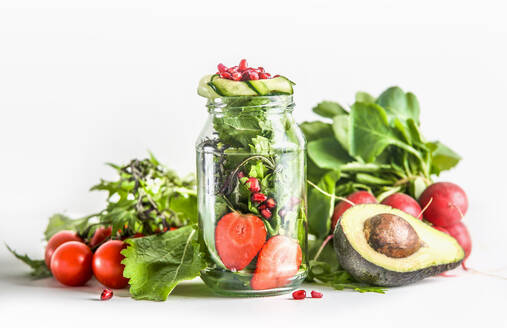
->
[333,223,463,287]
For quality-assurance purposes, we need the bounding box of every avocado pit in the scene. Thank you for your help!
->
[363,213,421,258]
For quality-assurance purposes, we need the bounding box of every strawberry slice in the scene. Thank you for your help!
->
[250,235,302,290]
[215,212,267,271]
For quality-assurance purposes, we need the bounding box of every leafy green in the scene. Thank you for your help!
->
[376,86,420,125]
[312,101,347,118]
[6,245,52,279]
[427,141,461,175]
[44,213,95,241]
[306,240,386,293]
[121,225,207,301]
[300,85,461,239]
[307,171,340,238]
[308,138,352,170]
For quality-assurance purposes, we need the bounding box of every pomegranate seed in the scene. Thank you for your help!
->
[248,71,259,80]
[259,72,271,79]
[292,290,306,300]
[273,74,280,78]
[238,59,248,71]
[260,208,272,219]
[241,71,250,81]
[257,67,265,73]
[258,204,267,210]
[217,63,227,73]
[220,71,232,79]
[101,288,113,301]
[246,177,261,192]
[311,290,323,298]
[232,72,242,81]
[266,198,276,208]
[252,192,267,203]
[237,171,245,179]
[228,65,239,72]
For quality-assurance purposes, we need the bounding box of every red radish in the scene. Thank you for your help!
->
[246,177,261,193]
[252,192,267,203]
[445,221,472,268]
[311,290,323,298]
[292,290,306,300]
[381,193,422,218]
[331,191,377,231]
[419,182,468,227]
[215,212,267,271]
[251,235,302,290]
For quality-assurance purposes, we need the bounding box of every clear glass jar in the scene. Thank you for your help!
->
[196,95,307,297]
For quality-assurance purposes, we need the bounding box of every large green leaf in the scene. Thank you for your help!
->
[44,213,95,240]
[307,171,340,238]
[349,102,420,163]
[376,86,420,125]
[355,91,376,103]
[312,101,347,118]
[308,137,353,170]
[299,121,334,142]
[427,141,461,175]
[332,114,350,153]
[122,225,206,301]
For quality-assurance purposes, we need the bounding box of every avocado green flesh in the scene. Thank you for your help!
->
[333,204,464,287]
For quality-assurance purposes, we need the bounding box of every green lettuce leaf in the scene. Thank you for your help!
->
[307,171,340,238]
[121,225,206,301]
[44,213,95,241]
[312,101,347,118]
[376,86,420,125]
[308,137,353,170]
[6,245,52,279]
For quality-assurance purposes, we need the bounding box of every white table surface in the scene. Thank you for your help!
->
[1,251,506,327]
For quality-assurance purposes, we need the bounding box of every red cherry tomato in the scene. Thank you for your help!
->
[89,226,112,248]
[50,241,92,286]
[45,230,82,267]
[92,240,129,289]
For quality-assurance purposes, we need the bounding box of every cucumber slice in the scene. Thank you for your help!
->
[210,76,258,96]
[200,75,295,98]
[259,76,294,95]
[197,74,221,98]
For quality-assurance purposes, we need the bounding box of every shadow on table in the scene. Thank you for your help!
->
[171,281,216,298]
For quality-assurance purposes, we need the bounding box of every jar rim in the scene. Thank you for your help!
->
[206,95,295,113]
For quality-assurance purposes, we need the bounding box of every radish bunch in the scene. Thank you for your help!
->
[332,182,472,268]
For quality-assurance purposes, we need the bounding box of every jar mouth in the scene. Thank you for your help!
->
[206,95,294,113]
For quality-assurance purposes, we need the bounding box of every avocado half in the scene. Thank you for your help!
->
[333,204,464,287]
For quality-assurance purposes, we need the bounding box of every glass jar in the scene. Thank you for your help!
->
[196,95,307,297]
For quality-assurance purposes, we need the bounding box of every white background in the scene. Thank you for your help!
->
[1,0,506,326]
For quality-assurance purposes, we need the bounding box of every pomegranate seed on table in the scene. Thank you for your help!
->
[311,290,323,298]
[238,59,248,71]
[266,198,276,208]
[292,290,306,300]
[260,208,272,219]
[100,288,113,301]
[252,192,267,203]
[247,177,261,192]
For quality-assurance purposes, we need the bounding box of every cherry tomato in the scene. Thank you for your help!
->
[45,230,82,267]
[92,240,129,289]
[89,226,112,248]
[50,241,92,286]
